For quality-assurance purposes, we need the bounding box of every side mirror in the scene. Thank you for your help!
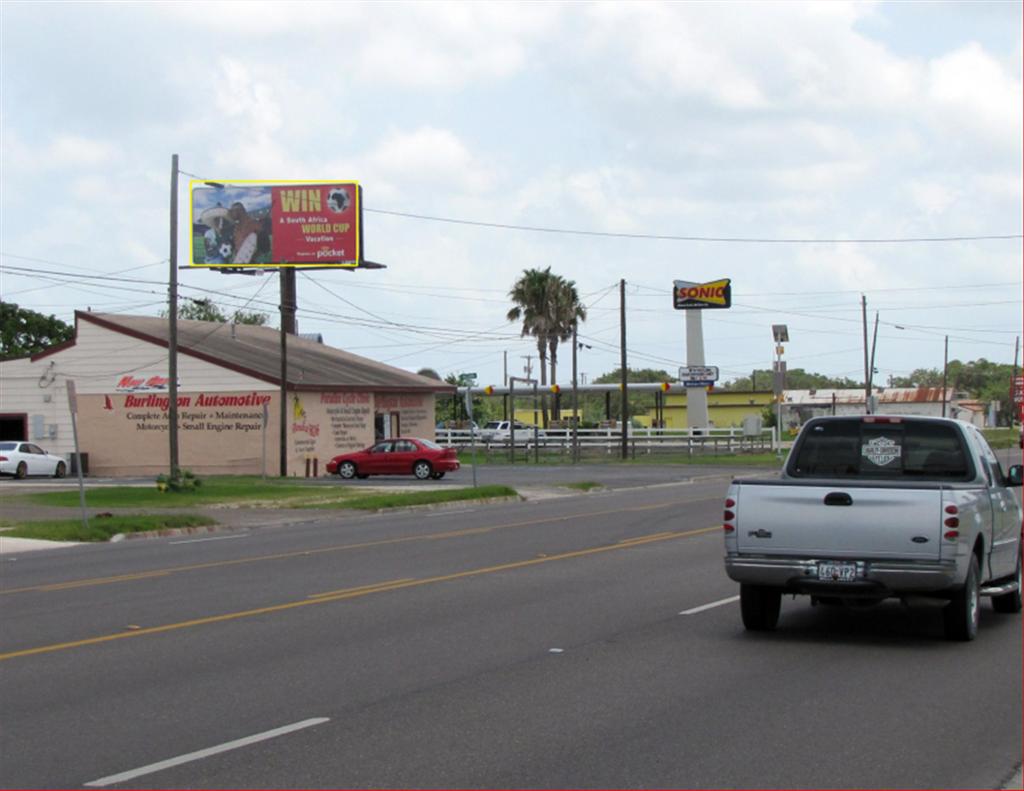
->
[1007,465,1023,487]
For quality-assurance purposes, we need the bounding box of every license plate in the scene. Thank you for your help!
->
[817,561,859,582]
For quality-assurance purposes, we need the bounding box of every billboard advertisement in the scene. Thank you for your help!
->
[673,278,732,309]
[190,181,361,268]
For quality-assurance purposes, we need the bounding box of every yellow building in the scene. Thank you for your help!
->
[506,389,773,429]
[639,390,773,429]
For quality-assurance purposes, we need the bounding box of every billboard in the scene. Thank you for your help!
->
[190,181,361,268]
[673,278,731,309]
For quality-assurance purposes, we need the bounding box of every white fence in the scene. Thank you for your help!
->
[435,426,774,456]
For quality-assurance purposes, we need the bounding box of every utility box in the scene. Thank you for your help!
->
[742,416,763,437]
[69,453,89,476]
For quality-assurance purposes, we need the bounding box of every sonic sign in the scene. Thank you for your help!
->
[190,181,362,268]
[673,278,732,310]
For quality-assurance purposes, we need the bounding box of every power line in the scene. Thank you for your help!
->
[365,208,1022,244]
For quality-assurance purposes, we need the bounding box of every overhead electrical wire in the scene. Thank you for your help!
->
[365,208,1022,244]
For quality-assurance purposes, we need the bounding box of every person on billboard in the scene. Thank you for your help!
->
[227,202,271,265]
[198,205,233,264]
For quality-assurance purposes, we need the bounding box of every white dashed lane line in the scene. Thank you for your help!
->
[84,718,330,787]
[679,595,740,616]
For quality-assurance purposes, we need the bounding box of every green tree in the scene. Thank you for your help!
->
[0,302,73,358]
[722,369,860,391]
[161,298,269,326]
[590,368,673,425]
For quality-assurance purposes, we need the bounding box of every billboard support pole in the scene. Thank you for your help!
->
[279,269,296,477]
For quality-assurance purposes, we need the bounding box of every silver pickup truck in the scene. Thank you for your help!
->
[724,415,1022,640]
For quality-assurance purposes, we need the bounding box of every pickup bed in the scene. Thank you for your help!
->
[724,415,1022,640]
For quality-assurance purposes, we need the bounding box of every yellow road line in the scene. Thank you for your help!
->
[2,496,721,596]
[307,578,417,599]
[0,526,719,662]
[31,571,173,592]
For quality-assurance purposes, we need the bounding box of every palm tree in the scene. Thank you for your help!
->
[546,277,587,394]
[507,268,587,425]
[507,267,557,389]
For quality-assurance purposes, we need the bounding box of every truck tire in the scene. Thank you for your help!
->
[740,585,782,631]
[944,554,980,641]
[992,547,1022,614]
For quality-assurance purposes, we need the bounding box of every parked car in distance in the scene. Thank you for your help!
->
[326,437,460,481]
[479,420,545,445]
[0,441,67,479]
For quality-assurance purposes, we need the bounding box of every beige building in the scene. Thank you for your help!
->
[0,312,453,476]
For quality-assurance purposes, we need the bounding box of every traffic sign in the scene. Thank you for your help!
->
[678,365,719,386]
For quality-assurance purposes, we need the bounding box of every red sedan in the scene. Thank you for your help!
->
[326,437,460,481]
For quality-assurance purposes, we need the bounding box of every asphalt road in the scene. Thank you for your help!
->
[1,469,1021,789]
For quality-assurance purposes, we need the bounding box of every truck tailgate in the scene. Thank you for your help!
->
[735,484,943,560]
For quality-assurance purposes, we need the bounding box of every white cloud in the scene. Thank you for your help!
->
[364,127,495,193]
[926,42,1023,147]
[907,180,960,217]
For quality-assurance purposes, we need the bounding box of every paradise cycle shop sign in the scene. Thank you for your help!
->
[190,180,363,268]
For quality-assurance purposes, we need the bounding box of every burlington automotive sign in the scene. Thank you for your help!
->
[190,181,362,268]
[672,278,732,309]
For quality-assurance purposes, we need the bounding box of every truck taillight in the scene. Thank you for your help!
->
[724,498,736,532]
[944,530,960,541]
[0,455,6,462]
[945,505,958,515]
[944,517,959,528]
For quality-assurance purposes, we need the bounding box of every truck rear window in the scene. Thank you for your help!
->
[788,419,973,481]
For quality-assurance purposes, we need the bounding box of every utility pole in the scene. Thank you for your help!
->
[867,310,879,412]
[168,154,180,478]
[1011,336,1020,427]
[521,355,533,381]
[861,294,870,413]
[620,278,628,460]
[572,325,579,463]
[942,335,949,418]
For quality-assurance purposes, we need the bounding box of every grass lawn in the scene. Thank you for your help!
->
[1,514,217,543]
[7,476,365,509]
[7,478,520,511]
[982,428,1021,450]
[0,483,519,542]
[560,482,603,491]
[302,485,517,510]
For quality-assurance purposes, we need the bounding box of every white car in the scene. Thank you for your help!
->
[0,442,67,479]
[479,420,546,445]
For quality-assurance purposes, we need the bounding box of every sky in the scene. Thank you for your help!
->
[1,1,1021,390]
